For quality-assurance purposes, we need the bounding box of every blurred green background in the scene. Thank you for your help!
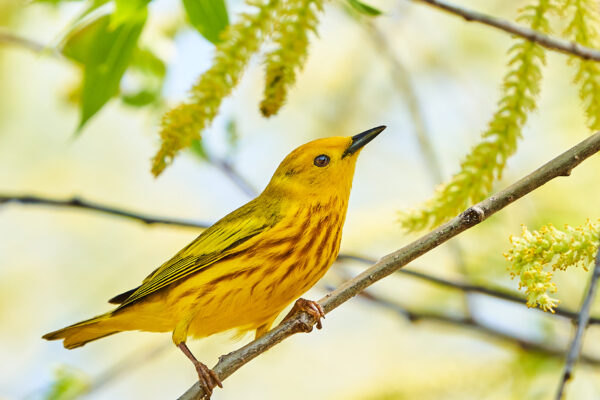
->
[1,0,599,399]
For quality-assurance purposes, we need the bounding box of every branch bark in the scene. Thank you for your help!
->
[411,0,600,61]
[555,246,600,399]
[178,132,600,400]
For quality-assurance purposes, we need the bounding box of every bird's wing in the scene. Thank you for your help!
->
[115,198,282,308]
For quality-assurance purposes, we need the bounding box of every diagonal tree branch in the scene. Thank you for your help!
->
[410,0,600,61]
[555,246,600,399]
[178,132,600,399]
[0,195,210,229]
[3,137,599,397]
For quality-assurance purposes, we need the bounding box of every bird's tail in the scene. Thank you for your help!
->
[43,312,120,349]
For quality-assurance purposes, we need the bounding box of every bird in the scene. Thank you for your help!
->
[43,125,385,397]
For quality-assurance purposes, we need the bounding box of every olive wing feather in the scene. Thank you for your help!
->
[113,199,281,308]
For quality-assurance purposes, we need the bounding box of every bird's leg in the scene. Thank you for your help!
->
[177,342,223,398]
[173,315,222,398]
[282,298,326,331]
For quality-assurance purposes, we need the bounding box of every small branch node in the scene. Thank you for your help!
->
[461,205,485,224]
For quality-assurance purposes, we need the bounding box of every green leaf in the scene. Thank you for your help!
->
[63,8,147,131]
[182,0,229,44]
[347,0,382,16]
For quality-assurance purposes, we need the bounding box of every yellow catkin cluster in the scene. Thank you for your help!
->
[398,0,554,232]
[152,0,280,176]
[504,220,600,312]
[562,0,600,130]
[260,0,323,117]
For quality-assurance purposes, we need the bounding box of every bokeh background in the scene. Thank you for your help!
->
[1,0,600,399]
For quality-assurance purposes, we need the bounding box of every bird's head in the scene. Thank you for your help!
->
[263,126,386,200]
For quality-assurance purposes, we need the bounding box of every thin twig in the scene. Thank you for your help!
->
[555,246,600,399]
[336,254,600,325]
[354,288,600,366]
[0,195,210,229]
[411,0,600,61]
[178,132,600,399]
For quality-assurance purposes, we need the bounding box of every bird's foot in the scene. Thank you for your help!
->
[283,298,325,332]
[193,360,223,398]
[177,342,222,399]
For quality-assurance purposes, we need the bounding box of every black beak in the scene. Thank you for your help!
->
[342,125,386,158]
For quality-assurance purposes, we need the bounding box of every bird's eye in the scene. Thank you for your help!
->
[313,154,330,167]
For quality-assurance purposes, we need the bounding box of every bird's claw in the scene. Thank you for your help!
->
[194,361,222,399]
[285,298,326,331]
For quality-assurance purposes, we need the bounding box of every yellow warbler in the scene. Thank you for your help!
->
[43,126,385,396]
